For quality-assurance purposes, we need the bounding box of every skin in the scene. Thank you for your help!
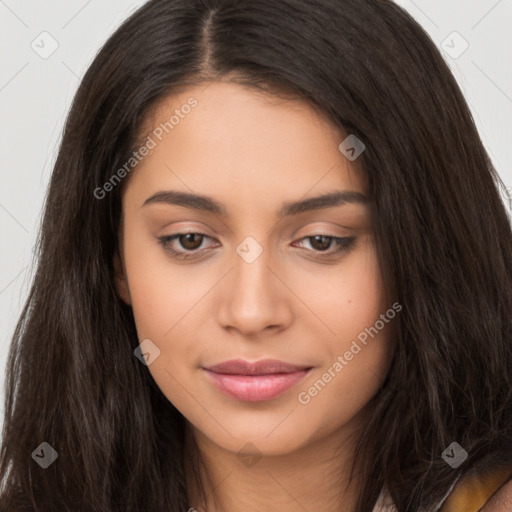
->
[481,479,512,512]
[114,80,397,512]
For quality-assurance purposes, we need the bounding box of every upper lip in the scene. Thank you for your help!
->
[203,358,312,375]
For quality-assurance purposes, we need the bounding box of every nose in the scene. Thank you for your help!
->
[216,239,293,337]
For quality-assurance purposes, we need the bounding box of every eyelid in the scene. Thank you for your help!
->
[157,230,356,260]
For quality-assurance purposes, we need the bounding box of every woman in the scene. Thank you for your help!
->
[1,0,511,510]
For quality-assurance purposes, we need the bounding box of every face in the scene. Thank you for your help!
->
[115,80,397,457]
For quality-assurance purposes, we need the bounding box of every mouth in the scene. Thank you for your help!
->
[202,359,313,402]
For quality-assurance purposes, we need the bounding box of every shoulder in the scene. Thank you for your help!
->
[480,477,512,512]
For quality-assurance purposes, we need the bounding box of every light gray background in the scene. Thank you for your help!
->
[1,0,511,425]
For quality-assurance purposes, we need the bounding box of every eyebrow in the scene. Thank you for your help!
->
[142,189,367,217]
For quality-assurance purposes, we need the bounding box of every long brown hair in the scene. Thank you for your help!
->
[1,0,511,510]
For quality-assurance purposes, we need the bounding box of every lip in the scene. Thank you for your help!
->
[204,358,311,375]
[202,358,312,402]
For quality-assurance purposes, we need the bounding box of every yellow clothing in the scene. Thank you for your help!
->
[373,465,512,511]
[440,464,512,512]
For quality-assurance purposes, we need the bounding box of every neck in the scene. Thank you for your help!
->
[183,417,365,512]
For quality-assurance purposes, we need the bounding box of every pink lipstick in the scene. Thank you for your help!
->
[202,358,312,402]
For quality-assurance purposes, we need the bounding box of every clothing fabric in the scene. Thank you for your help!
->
[371,477,459,512]
[440,465,512,512]
[371,465,512,512]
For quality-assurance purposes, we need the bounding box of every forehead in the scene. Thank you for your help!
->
[124,80,367,212]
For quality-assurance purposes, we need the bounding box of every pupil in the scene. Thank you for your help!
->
[182,233,202,250]
[312,235,330,251]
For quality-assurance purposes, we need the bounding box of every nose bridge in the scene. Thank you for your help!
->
[217,234,290,334]
[232,234,276,302]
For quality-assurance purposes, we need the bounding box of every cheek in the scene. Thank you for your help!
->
[122,225,206,338]
[122,231,218,404]
[292,238,386,344]
[124,250,202,411]
[296,348,390,442]
[296,308,395,438]
[293,242,393,422]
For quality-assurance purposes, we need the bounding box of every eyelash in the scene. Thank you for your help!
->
[157,232,356,260]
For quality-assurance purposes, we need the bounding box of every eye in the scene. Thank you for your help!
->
[157,232,217,259]
[292,235,356,257]
[157,232,356,260]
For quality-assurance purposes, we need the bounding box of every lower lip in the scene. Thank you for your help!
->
[202,368,311,402]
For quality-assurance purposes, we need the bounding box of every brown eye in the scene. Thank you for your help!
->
[177,233,204,251]
[157,232,217,260]
[293,235,356,257]
[308,235,333,251]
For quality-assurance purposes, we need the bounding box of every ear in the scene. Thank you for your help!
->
[114,252,132,305]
